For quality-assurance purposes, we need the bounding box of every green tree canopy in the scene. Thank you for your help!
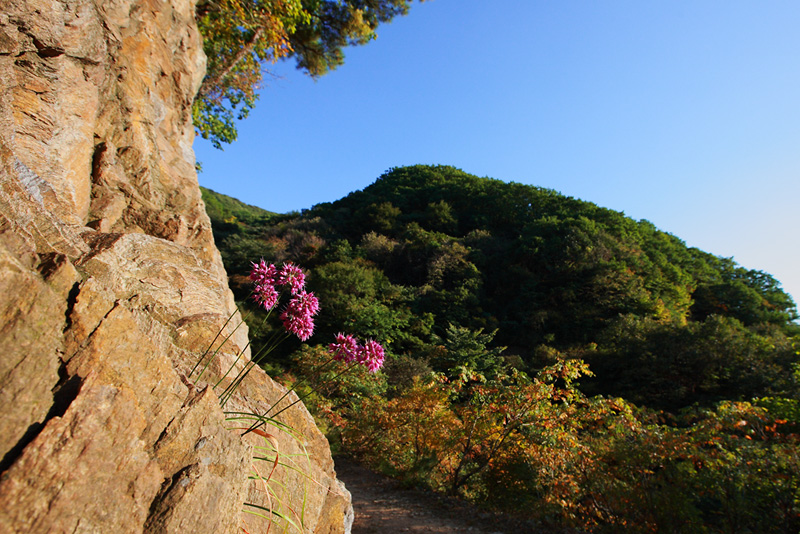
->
[204,166,800,411]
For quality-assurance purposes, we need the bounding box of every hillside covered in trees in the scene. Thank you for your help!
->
[203,165,800,532]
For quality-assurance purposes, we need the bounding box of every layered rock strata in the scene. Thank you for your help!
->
[0,1,351,532]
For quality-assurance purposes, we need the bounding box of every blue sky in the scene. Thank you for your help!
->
[195,0,800,306]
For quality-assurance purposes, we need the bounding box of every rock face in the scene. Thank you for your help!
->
[0,1,351,533]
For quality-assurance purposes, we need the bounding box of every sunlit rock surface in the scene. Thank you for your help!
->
[0,1,351,532]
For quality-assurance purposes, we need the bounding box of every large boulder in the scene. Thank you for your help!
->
[0,1,351,532]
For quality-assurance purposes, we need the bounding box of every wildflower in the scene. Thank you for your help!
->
[281,291,319,341]
[253,283,279,310]
[359,339,385,373]
[281,311,315,341]
[250,259,277,286]
[291,290,320,316]
[278,262,306,294]
[327,335,385,372]
[328,333,359,363]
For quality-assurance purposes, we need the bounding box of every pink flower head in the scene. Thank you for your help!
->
[250,259,277,286]
[280,291,319,341]
[328,333,359,363]
[252,283,279,310]
[291,291,320,316]
[358,339,385,373]
[278,262,306,295]
[281,309,315,341]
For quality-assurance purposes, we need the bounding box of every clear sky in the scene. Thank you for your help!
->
[194,0,800,307]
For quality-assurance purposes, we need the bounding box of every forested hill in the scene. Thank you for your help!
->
[203,165,798,410]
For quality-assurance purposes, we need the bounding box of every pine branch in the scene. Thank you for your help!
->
[199,26,265,97]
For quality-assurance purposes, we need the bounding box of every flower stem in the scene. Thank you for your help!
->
[242,360,357,437]
[190,293,252,380]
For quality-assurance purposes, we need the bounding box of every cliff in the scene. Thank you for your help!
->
[0,1,351,532]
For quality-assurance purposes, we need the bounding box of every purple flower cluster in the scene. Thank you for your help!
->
[328,334,386,373]
[280,291,320,341]
[250,260,319,341]
[250,260,277,286]
[277,262,306,295]
[253,283,278,310]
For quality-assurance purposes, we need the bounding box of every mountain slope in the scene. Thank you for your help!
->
[208,164,798,410]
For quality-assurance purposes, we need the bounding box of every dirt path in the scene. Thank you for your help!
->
[333,456,543,534]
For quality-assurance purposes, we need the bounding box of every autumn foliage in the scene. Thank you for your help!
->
[333,364,800,532]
